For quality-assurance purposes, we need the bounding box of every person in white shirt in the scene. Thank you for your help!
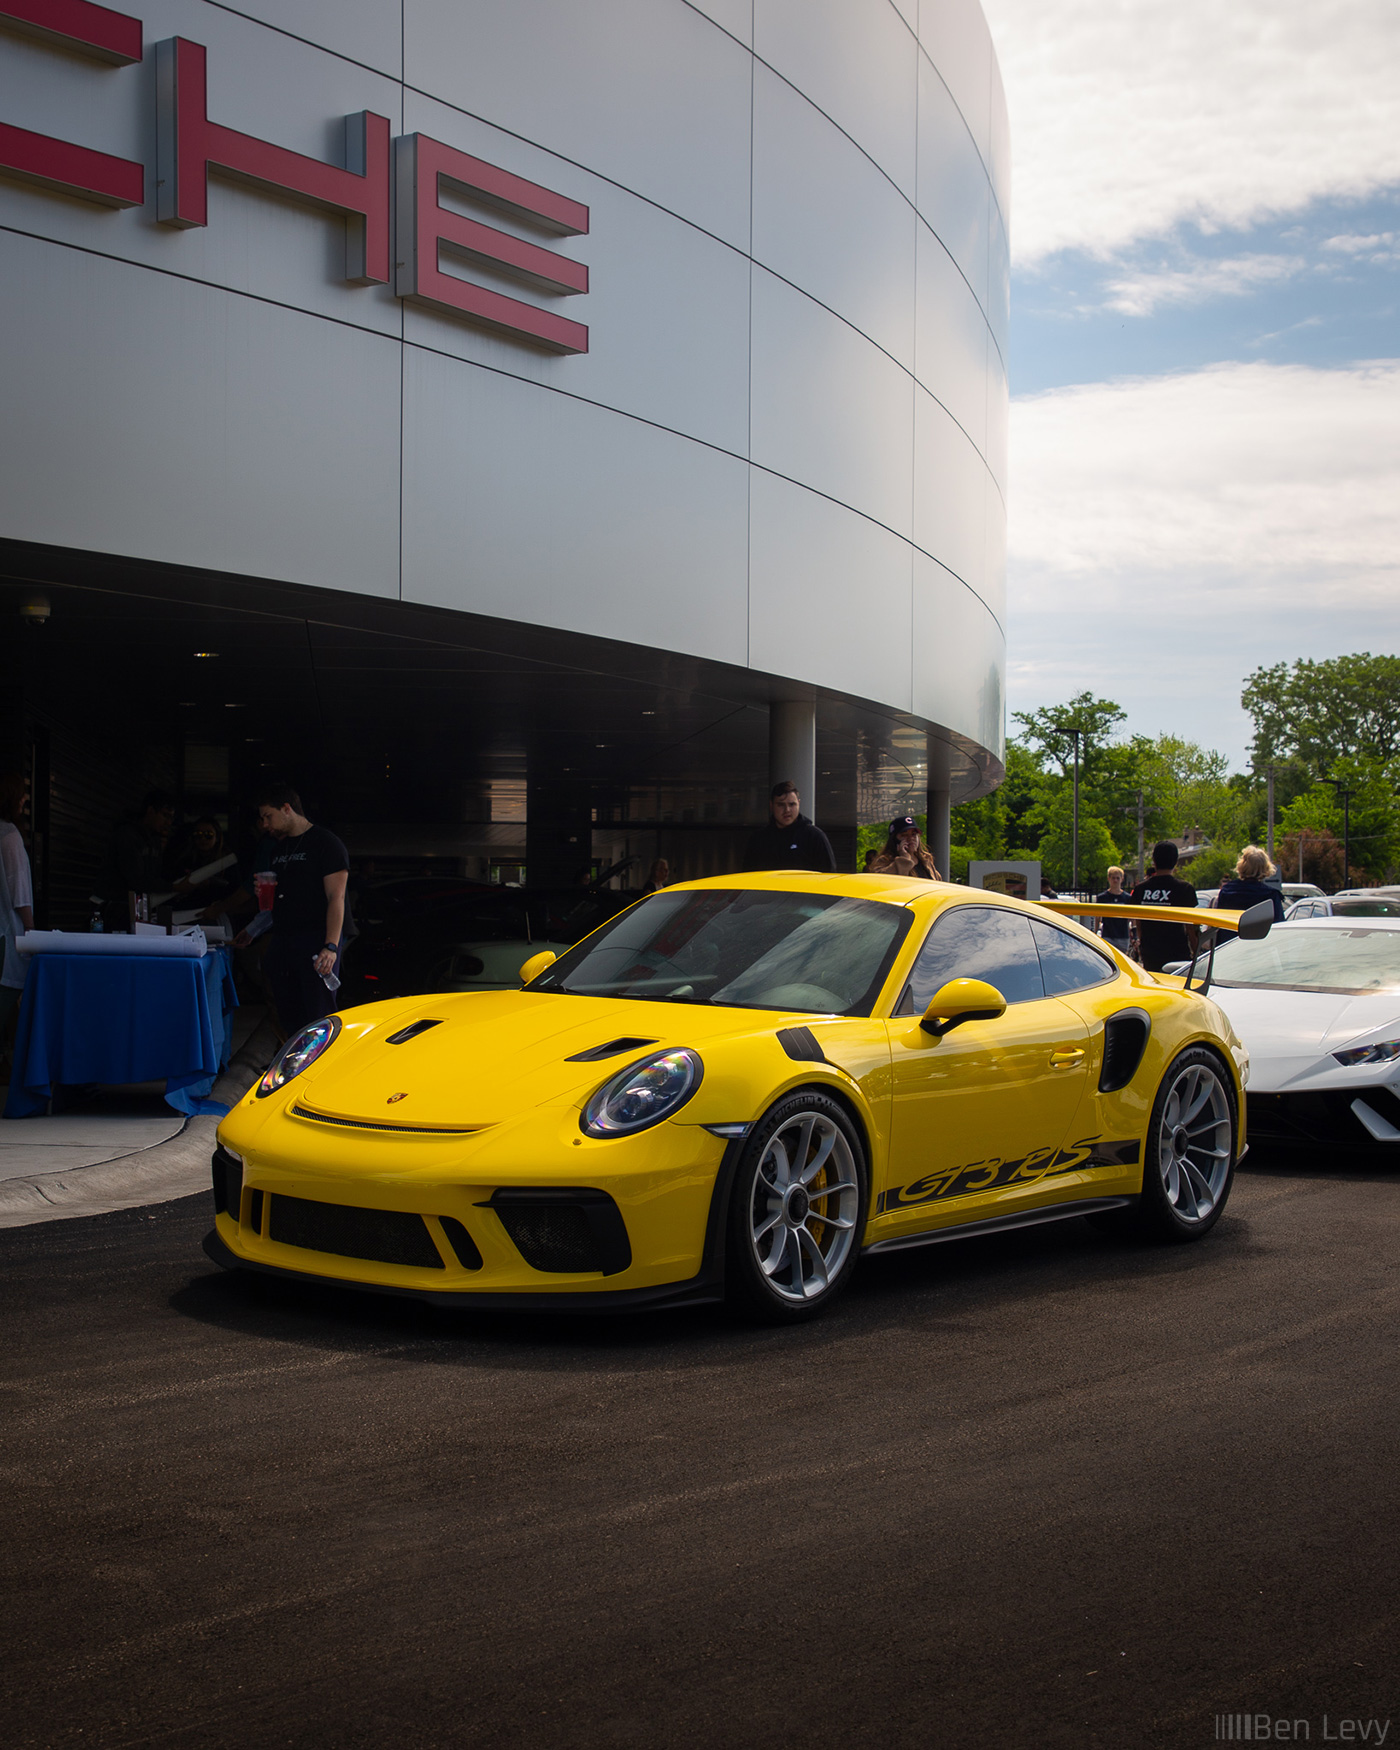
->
[0,771,35,1035]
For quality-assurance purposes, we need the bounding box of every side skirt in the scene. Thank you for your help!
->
[862,1196,1133,1257]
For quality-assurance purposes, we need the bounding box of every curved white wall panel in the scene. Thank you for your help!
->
[0,0,1008,772]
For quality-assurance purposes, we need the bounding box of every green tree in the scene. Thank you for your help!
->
[1013,692,1126,779]
[1276,756,1400,883]
[1027,788,1119,891]
[1242,653,1400,774]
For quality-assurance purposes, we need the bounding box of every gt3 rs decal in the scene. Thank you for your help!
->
[877,1136,1140,1214]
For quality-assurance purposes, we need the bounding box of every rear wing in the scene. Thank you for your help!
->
[1037,898,1275,994]
[1038,899,1275,938]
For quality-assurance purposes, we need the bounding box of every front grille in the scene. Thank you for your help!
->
[439,1217,483,1270]
[211,1147,242,1219]
[291,1104,477,1135]
[267,1194,445,1269]
[1246,1090,1385,1149]
[486,1190,632,1276]
[495,1204,603,1273]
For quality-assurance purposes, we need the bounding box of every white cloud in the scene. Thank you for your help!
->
[1322,231,1399,262]
[979,1,1400,264]
[1005,361,1400,762]
[1323,233,1397,254]
[1101,254,1307,317]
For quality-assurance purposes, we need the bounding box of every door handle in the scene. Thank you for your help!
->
[1049,1047,1086,1068]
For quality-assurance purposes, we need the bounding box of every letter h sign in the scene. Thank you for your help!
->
[0,10,590,352]
[156,37,390,284]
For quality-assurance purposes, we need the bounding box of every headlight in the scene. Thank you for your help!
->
[257,1016,342,1097]
[1333,1038,1400,1067]
[582,1048,702,1137]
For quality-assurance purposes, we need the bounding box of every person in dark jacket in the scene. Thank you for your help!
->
[869,815,941,880]
[1215,845,1286,922]
[743,781,837,873]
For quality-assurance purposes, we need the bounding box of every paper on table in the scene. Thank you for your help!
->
[17,929,209,957]
[134,921,167,937]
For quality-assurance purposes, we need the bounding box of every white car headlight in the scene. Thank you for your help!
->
[257,1016,341,1096]
[1333,1038,1400,1068]
[582,1049,703,1137]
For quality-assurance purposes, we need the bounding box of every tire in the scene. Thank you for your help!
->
[1090,1046,1237,1243]
[725,1090,868,1324]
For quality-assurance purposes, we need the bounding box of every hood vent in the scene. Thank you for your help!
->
[565,1036,658,1063]
[386,1019,444,1045]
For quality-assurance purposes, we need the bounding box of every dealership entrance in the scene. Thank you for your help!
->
[1,540,982,929]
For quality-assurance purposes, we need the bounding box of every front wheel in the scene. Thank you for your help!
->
[725,1091,868,1324]
[1092,1047,1237,1242]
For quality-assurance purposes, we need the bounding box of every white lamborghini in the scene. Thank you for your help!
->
[1187,919,1400,1152]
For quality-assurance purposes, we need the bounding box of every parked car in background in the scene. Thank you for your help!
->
[1286,892,1400,921]
[1180,918,1400,1153]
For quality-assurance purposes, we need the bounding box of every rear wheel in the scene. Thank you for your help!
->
[725,1091,867,1324]
[1091,1047,1237,1242]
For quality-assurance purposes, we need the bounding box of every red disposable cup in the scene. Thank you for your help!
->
[254,872,276,912]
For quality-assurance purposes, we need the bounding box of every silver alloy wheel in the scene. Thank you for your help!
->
[747,1110,860,1303]
[1156,1059,1232,1224]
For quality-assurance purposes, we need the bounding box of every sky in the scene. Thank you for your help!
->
[978,0,1400,772]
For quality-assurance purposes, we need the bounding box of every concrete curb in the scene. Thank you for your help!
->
[0,1019,280,1229]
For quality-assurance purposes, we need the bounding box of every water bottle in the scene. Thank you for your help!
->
[89,895,106,933]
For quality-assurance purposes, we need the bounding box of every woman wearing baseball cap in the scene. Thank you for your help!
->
[869,815,941,880]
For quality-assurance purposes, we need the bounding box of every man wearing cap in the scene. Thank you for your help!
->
[870,816,942,880]
[743,781,837,873]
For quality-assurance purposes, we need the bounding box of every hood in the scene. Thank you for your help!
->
[1205,984,1400,1091]
[291,990,775,1127]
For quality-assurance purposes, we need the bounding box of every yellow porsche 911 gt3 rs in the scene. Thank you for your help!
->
[205,873,1272,1323]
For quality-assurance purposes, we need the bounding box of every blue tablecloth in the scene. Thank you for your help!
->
[3,949,238,1120]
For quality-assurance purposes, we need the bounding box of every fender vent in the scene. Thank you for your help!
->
[1100,1009,1151,1093]
[777,1026,826,1063]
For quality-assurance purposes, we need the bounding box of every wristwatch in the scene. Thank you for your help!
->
[321,942,337,953]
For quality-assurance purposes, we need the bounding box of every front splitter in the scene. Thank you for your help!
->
[201,1227,724,1314]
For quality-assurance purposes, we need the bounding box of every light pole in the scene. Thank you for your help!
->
[1324,778,1352,888]
[1266,763,1275,861]
[1071,729,1081,893]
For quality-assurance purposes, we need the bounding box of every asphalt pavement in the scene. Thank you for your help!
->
[2,1152,1398,1750]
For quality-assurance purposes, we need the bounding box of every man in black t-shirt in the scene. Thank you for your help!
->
[1129,841,1199,972]
[249,784,349,1034]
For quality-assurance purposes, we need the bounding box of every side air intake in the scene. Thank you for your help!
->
[1099,1009,1151,1093]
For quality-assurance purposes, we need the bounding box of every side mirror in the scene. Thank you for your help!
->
[1237,900,1275,941]
[920,977,1007,1037]
[519,949,558,987]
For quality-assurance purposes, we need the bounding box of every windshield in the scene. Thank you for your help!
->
[530,888,912,1014]
[1211,927,1400,994]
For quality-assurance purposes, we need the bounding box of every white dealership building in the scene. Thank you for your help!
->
[0,0,1007,915]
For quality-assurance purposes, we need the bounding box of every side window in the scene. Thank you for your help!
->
[1030,918,1117,995]
[901,906,1045,1013]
